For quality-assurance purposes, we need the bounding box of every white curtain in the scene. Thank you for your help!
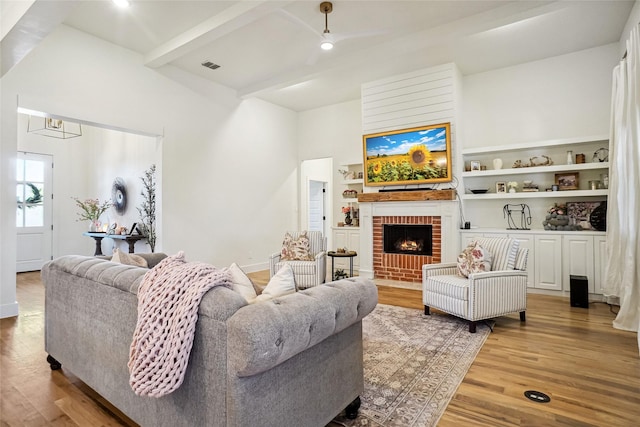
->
[604,25,640,353]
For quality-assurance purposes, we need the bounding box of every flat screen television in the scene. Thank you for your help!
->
[363,122,452,187]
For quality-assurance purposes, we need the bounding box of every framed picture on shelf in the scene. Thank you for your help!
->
[470,160,481,171]
[555,172,579,190]
[496,181,506,193]
[128,223,138,235]
[567,202,601,230]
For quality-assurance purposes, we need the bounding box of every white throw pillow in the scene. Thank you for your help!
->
[251,264,296,304]
[228,262,258,302]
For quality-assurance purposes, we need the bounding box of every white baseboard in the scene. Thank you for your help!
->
[0,302,19,319]
[240,261,268,273]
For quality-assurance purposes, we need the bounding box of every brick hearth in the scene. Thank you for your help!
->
[373,216,441,282]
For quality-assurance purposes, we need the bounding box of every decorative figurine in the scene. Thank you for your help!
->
[503,204,532,230]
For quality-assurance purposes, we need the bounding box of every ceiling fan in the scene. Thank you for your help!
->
[277,2,384,64]
[319,2,335,51]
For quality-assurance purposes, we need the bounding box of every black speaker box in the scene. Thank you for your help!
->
[569,275,589,308]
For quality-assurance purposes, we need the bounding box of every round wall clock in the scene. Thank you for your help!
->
[112,177,127,215]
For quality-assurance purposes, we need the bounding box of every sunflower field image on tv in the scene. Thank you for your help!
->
[363,123,452,186]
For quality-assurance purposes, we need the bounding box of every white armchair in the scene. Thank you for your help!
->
[269,231,327,289]
[422,237,529,333]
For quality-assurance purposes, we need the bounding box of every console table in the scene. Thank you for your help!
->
[83,232,146,256]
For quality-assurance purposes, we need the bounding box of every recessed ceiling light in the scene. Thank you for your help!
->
[112,0,131,8]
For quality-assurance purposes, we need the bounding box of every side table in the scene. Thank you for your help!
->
[327,251,357,280]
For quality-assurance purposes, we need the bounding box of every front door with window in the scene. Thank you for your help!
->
[16,152,53,272]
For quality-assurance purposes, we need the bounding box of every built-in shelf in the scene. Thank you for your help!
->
[343,178,363,185]
[462,161,609,178]
[461,135,609,156]
[461,189,608,200]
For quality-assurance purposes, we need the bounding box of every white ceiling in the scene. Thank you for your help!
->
[3,0,635,111]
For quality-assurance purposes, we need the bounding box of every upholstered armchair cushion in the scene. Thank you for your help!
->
[471,237,520,271]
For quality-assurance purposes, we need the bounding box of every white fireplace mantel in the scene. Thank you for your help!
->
[358,200,460,280]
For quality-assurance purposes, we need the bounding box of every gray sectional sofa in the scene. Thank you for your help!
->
[42,254,378,427]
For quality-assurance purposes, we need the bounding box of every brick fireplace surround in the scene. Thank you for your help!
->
[358,200,459,283]
[373,216,441,282]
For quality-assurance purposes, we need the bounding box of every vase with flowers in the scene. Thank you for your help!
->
[342,206,352,225]
[507,181,518,193]
[73,197,112,232]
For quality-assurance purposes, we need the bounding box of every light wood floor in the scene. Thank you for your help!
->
[2,272,639,426]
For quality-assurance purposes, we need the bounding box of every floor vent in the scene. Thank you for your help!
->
[524,390,551,403]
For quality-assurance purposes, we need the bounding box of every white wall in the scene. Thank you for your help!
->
[298,99,362,230]
[461,43,618,229]
[463,44,617,147]
[1,25,298,317]
[16,115,160,257]
[298,45,619,234]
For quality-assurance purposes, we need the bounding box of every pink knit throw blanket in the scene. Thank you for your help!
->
[128,252,231,397]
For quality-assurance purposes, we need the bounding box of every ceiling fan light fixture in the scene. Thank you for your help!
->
[112,0,130,8]
[319,2,334,50]
[320,34,334,50]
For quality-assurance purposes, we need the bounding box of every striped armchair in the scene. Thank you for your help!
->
[269,231,327,289]
[422,237,529,333]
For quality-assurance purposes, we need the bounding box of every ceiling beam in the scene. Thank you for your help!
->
[144,0,293,68]
[1,0,78,77]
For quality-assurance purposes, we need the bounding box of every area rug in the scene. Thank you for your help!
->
[330,304,492,427]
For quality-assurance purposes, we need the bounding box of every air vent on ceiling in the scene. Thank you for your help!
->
[201,61,221,70]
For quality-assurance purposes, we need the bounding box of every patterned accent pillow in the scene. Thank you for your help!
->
[457,241,493,278]
[280,232,314,261]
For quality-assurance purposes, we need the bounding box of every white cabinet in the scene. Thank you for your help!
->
[533,235,563,291]
[460,135,609,200]
[562,235,595,293]
[461,230,605,294]
[593,235,607,295]
[332,227,360,271]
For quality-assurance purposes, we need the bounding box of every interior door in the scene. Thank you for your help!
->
[308,180,326,234]
[16,152,53,272]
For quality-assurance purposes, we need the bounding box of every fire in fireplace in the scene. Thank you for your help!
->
[383,224,433,256]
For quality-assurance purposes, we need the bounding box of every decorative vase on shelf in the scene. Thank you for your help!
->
[509,188,516,193]
[566,150,574,165]
[493,158,503,170]
[344,212,352,225]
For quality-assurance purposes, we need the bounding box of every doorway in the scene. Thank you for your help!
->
[308,180,326,233]
[16,152,53,272]
[300,158,333,247]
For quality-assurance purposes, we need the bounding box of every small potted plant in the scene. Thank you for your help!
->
[507,181,519,193]
[342,206,352,225]
[334,269,348,280]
